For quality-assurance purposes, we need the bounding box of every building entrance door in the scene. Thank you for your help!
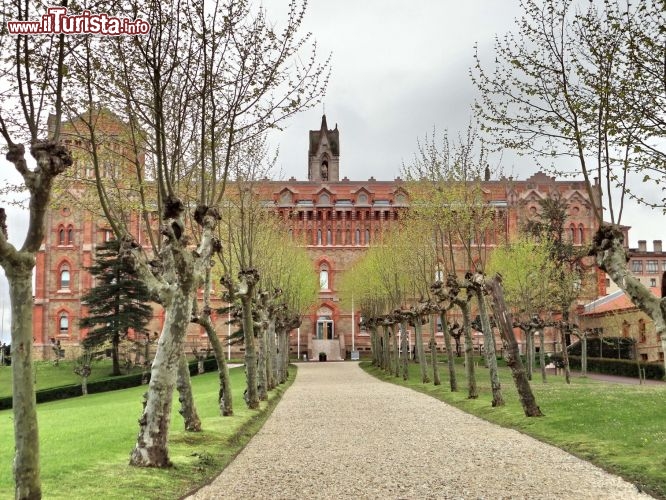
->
[316,317,334,340]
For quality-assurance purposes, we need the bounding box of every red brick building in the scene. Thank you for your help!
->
[32,114,603,360]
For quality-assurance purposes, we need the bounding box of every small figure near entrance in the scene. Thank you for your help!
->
[321,163,328,181]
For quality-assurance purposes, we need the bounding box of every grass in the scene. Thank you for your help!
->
[0,365,295,499]
[0,359,146,398]
[362,359,666,499]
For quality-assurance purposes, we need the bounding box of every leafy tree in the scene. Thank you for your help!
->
[473,0,666,373]
[80,239,153,377]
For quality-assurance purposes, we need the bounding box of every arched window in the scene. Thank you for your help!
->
[319,265,329,290]
[59,312,69,335]
[355,229,360,245]
[569,224,576,242]
[365,229,370,245]
[317,229,322,245]
[326,229,332,245]
[58,227,65,245]
[346,229,350,245]
[60,266,70,289]
[67,226,74,245]
[336,229,341,245]
[578,224,585,244]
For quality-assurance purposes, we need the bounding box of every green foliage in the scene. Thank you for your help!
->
[486,235,556,318]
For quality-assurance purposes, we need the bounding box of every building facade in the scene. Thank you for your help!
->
[32,114,603,360]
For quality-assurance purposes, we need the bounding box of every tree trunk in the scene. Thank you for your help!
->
[240,295,259,409]
[561,311,572,384]
[129,286,193,466]
[266,318,276,391]
[280,327,290,383]
[429,316,441,386]
[200,316,232,416]
[459,301,477,399]
[176,352,202,432]
[256,323,267,401]
[539,329,547,383]
[526,328,534,381]
[112,331,121,376]
[370,326,380,366]
[581,334,588,377]
[382,325,391,373]
[389,324,398,377]
[475,290,503,406]
[440,311,458,392]
[488,277,543,417]
[592,225,666,375]
[8,266,42,499]
[414,319,430,384]
[400,320,409,380]
[82,375,88,396]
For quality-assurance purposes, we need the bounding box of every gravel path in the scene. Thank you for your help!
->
[189,362,651,499]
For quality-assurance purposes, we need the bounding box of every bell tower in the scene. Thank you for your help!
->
[308,114,339,182]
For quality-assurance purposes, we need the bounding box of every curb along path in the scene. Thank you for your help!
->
[189,362,650,499]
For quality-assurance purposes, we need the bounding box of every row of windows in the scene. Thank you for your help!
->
[284,209,400,221]
[631,260,666,274]
[568,224,586,244]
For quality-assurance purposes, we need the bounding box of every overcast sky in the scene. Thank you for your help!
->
[0,0,663,343]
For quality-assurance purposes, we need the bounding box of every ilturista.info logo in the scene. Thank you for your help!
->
[7,7,151,36]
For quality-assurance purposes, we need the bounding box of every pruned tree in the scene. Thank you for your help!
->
[0,0,73,496]
[473,0,666,374]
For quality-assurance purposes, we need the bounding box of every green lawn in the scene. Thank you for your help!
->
[0,366,294,499]
[0,359,146,398]
[363,360,666,499]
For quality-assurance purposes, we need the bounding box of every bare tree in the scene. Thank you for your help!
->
[473,0,666,373]
[0,1,74,496]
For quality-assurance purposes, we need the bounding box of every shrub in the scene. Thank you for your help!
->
[0,356,222,409]
[549,354,664,380]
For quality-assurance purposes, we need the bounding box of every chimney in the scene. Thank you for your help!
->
[638,240,647,252]
[654,240,662,253]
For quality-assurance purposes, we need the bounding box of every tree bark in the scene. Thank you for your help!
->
[414,319,430,384]
[8,264,41,499]
[129,285,194,466]
[560,312,572,384]
[459,301,477,399]
[429,316,441,386]
[391,323,400,377]
[539,329,547,383]
[475,290,503,406]
[382,324,391,373]
[440,311,458,392]
[581,334,588,376]
[488,277,543,417]
[592,225,666,375]
[256,321,268,401]
[199,315,232,416]
[400,320,409,380]
[176,352,202,432]
[526,328,534,381]
[240,294,259,409]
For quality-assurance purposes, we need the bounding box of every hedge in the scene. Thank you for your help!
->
[0,357,221,411]
[550,353,664,380]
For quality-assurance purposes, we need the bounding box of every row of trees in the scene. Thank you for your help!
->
[0,0,328,497]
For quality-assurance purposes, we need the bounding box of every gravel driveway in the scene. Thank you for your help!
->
[188,362,651,499]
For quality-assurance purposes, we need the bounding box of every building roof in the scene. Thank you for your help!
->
[581,287,661,316]
[309,114,339,156]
